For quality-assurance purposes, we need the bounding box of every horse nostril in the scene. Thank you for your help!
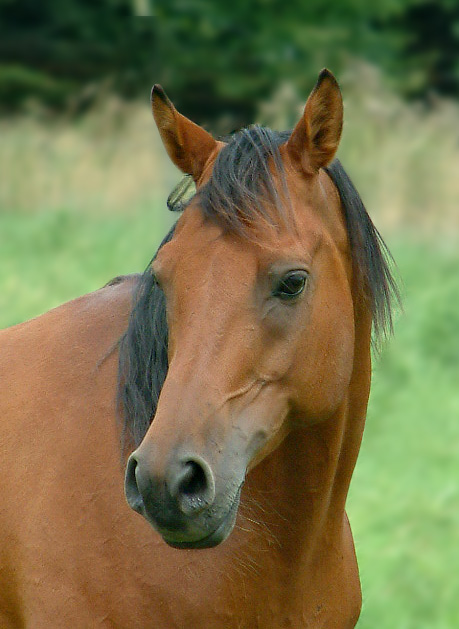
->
[172,457,216,515]
[125,450,216,521]
[180,461,207,496]
[125,453,144,513]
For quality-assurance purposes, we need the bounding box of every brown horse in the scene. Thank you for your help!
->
[0,70,396,628]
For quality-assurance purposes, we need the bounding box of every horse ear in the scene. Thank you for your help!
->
[151,85,218,182]
[286,69,343,173]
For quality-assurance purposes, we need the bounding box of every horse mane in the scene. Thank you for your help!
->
[118,126,399,447]
[118,227,173,448]
[324,159,399,341]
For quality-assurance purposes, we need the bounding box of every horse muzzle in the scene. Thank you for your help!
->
[124,447,244,548]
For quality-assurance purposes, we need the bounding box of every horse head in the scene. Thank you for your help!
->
[124,71,384,550]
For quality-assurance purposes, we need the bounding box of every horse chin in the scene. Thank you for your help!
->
[162,489,242,550]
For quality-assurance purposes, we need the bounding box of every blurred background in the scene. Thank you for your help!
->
[0,2,458,627]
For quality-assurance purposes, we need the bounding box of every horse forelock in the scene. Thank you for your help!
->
[168,126,292,233]
[200,126,292,234]
[119,128,399,446]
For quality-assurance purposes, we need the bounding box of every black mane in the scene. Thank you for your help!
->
[118,126,398,446]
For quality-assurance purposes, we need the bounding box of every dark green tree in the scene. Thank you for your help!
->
[1,0,458,125]
[0,0,156,111]
[388,0,459,98]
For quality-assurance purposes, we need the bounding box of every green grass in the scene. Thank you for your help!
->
[348,240,459,629]
[0,206,174,328]
[1,205,457,627]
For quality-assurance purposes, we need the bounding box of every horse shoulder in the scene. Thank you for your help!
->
[0,273,143,467]
[0,274,138,389]
[0,275,185,627]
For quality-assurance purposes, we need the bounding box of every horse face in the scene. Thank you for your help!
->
[125,71,355,548]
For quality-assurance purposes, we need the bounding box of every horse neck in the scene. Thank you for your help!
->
[242,307,372,564]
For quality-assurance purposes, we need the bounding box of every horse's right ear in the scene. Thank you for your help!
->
[151,85,218,182]
[286,69,343,173]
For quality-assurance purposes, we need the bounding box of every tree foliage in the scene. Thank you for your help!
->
[0,0,458,126]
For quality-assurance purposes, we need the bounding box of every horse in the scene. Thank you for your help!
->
[0,70,397,628]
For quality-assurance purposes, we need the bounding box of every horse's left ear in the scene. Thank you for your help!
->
[286,69,343,173]
[151,85,218,182]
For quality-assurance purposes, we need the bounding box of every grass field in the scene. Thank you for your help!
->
[1,82,458,626]
[349,240,459,628]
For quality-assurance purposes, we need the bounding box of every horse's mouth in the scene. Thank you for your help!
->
[160,487,242,550]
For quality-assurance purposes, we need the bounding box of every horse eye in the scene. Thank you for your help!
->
[272,271,307,300]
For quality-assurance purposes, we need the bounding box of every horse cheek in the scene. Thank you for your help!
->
[291,304,355,423]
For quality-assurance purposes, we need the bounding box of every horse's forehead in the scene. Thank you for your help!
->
[160,205,322,276]
[157,210,256,282]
